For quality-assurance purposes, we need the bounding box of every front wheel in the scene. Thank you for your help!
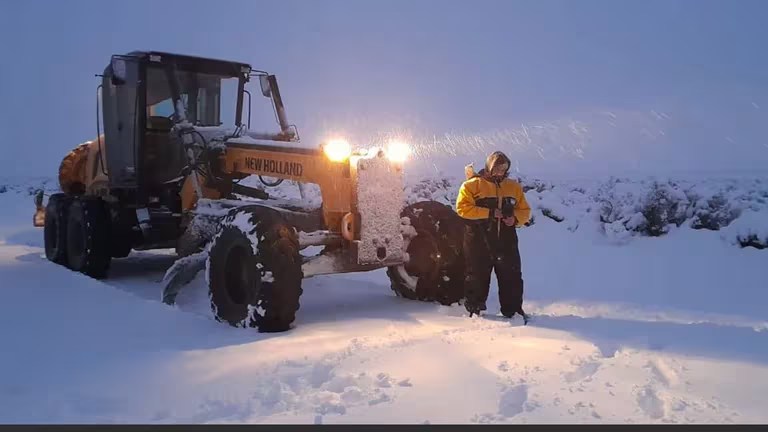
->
[386,200,465,306]
[206,209,303,332]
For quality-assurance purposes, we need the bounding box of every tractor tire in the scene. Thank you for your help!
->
[109,214,134,259]
[44,193,72,265]
[207,209,303,333]
[65,197,112,278]
[386,200,465,306]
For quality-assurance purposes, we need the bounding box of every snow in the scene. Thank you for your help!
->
[352,152,406,265]
[720,209,768,249]
[227,135,318,151]
[0,173,767,424]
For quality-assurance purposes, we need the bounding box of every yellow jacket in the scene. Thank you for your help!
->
[456,175,532,227]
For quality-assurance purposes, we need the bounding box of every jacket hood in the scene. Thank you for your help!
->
[478,151,511,180]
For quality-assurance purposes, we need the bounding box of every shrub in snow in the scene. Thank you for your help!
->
[541,207,565,222]
[592,178,708,238]
[594,178,637,226]
[404,176,457,206]
[518,176,553,193]
[689,192,741,231]
[721,209,768,250]
[528,189,569,224]
[0,185,6,194]
[739,235,768,249]
[636,181,690,237]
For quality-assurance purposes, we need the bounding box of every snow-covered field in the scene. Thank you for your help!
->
[0,173,767,424]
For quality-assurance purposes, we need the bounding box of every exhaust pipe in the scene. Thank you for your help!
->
[268,75,294,140]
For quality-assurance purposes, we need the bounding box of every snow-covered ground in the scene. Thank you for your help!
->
[0,173,767,424]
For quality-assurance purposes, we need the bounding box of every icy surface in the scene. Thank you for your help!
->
[0,174,767,424]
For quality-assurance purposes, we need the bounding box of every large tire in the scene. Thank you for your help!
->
[386,200,465,306]
[206,209,303,332]
[44,193,72,265]
[109,211,134,259]
[66,197,112,278]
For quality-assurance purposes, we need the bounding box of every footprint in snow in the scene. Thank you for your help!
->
[498,384,529,418]
[636,385,666,420]
[645,359,680,388]
[563,361,601,384]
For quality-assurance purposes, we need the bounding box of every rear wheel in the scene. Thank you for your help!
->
[207,209,303,332]
[44,193,71,265]
[386,200,465,306]
[66,197,112,278]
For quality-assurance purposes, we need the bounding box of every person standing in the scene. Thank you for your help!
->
[455,151,532,323]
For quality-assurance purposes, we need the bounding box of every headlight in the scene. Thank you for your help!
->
[322,138,352,162]
[386,140,411,163]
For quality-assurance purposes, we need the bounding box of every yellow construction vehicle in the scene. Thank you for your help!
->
[33,51,465,332]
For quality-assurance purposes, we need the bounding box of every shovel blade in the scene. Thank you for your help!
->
[161,251,208,305]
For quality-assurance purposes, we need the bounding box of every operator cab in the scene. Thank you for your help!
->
[99,51,253,206]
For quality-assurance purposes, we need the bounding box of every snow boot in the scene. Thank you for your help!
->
[465,301,486,317]
[502,308,531,325]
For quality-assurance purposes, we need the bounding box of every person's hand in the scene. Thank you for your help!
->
[493,209,503,219]
[503,215,516,226]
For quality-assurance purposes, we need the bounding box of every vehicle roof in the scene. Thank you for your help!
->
[111,50,254,77]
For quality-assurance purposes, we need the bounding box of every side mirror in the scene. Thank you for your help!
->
[111,57,127,86]
[259,75,271,97]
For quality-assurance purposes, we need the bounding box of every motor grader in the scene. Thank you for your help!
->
[33,51,465,332]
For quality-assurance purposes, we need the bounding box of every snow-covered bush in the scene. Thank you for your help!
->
[721,209,768,250]
[541,207,564,222]
[688,192,741,231]
[636,181,690,237]
[517,175,553,193]
[404,176,457,206]
[593,177,640,227]
[584,178,768,245]
[530,189,568,223]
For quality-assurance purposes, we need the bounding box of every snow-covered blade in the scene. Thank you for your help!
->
[161,251,208,305]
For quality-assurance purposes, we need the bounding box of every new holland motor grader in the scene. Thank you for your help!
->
[33,51,465,332]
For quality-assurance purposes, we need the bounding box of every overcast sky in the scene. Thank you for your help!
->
[1,0,767,177]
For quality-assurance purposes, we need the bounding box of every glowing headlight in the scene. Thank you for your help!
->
[386,140,411,163]
[323,138,352,162]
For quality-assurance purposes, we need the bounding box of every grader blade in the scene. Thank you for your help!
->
[160,251,209,305]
